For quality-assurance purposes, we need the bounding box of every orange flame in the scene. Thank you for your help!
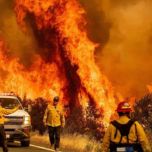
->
[0,0,118,124]
[0,37,67,101]
[147,84,152,93]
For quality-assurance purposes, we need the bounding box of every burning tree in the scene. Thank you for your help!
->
[14,0,118,123]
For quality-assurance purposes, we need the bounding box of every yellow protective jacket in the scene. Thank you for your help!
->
[0,106,19,125]
[43,104,65,127]
[102,116,151,152]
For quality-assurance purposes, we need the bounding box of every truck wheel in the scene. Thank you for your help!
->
[21,140,30,147]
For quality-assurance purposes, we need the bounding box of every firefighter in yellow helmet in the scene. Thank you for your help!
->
[0,101,19,152]
[102,101,151,152]
[43,96,65,151]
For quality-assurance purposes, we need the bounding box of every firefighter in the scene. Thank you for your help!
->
[43,96,65,151]
[0,103,19,152]
[102,101,151,152]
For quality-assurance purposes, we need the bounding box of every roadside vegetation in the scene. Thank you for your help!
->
[24,93,152,151]
[133,94,152,132]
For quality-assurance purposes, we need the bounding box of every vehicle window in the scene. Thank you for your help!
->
[0,98,20,109]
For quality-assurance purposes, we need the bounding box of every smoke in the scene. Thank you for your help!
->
[0,0,38,67]
[80,0,152,98]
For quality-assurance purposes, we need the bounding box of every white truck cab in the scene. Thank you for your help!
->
[0,93,31,147]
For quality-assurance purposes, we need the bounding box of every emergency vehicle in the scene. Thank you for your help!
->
[0,93,31,147]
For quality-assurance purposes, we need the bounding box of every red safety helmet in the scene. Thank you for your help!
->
[117,101,132,113]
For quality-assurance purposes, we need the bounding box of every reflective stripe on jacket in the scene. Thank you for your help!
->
[43,104,65,127]
[102,116,151,152]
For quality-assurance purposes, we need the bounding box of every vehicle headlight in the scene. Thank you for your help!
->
[24,116,31,125]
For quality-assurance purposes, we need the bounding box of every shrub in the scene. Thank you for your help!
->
[133,93,152,131]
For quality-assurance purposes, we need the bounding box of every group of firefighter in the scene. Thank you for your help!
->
[0,96,151,152]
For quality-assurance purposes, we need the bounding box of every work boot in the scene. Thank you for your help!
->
[3,149,8,152]
[3,146,8,152]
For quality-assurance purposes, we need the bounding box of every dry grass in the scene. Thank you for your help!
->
[31,132,101,152]
[31,131,152,152]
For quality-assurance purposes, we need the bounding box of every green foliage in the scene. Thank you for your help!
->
[22,97,48,135]
[85,103,105,140]
[65,102,105,140]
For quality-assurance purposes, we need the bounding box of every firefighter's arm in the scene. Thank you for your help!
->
[2,105,19,115]
[102,125,112,152]
[135,122,151,152]
[43,106,49,126]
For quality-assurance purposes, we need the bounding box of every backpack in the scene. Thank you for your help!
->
[110,120,143,152]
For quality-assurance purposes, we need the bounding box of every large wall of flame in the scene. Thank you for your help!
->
[80,0,152,98]
[1,0,152,99]
[0,0,68,100]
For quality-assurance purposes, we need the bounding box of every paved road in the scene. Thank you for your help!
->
[0,142,59,152]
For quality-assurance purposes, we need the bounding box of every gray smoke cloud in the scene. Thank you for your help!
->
[80,0,152,98]
[0,0,37,67]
